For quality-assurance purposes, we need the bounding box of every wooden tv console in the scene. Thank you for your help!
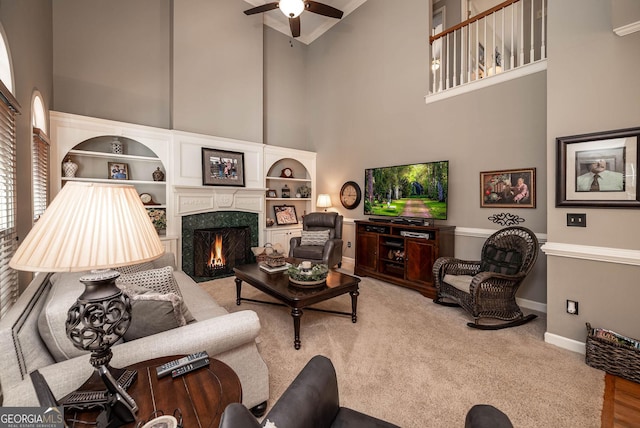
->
[354,220,455,298]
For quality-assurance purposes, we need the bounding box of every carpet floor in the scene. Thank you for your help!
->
[200,274,604,427]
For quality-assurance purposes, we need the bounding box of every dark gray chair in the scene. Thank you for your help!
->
[218,355,399,428]
[289,212,343,268]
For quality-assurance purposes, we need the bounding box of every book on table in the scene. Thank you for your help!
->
[259,262,290,273]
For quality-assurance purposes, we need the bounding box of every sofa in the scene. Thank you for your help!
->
[0,253,269,413]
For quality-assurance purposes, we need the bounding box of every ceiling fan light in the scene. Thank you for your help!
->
[279,0,305,18]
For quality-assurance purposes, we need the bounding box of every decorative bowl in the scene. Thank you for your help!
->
[287,263,329,287]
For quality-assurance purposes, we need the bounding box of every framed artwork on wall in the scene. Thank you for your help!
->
[556,127,640,207]
[480,168,536,208]
[274,205,298,225]
[202,148,245,187]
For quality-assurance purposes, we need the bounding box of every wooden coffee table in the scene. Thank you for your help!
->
[64,356,242,428]
[233,263,360,350]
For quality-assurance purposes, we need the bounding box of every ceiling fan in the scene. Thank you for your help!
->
[244,0,344,38]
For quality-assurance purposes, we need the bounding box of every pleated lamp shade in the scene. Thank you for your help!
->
[316,194,332,210]
[10,182,164,272]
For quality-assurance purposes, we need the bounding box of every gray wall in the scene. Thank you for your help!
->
[0,0,53,291]
[52,0,263,142]
[52,0,171,129]
[612,0,640,31]
[546,0,640,342]
[264,27,308,148]
[172,0,263,142]
[303,0,548,303]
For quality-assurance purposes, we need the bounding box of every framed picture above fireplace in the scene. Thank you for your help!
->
[202,147,245,187]
[274,205,298,225]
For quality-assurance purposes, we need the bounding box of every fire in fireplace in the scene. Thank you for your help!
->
[194,226,251,278]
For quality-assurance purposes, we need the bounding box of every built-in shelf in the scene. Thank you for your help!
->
[67,149,161,162]
[62,177,166,186]
[266,197,311,201]
[265,176,311,182]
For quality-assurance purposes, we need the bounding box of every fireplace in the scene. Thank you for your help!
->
[182,211,259,282]
[193,226,250,278]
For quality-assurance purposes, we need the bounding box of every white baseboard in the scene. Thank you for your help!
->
[544,332,586,354]
[517,297,547,313]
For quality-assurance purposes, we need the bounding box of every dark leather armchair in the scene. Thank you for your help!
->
[219,355,399,428]
[289,212,343,268]
[218,356,513,428]
[433,226,539,329]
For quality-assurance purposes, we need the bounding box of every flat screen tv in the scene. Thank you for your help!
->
[364,160,449,220]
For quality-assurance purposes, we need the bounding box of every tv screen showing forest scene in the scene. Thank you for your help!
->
[364,160,449,220]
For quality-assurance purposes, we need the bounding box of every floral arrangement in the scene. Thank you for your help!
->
[146,208,166,231]
[297,184,311,198]
[287,263,329,282]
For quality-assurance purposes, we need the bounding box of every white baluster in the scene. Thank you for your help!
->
[510,3,515,70]
[483,16,487,78]
[446,33,450,89]
[453,30,457,87]
[439,36,444,92]
[475,20,479,80]
[468,24,472,82]
[530,0,535,61]
[492,12,496,74]
[432,29,436,94]
[501,8,504,73]
[461,26,466,85]
[541,0,546,59]
[519,0,525,66]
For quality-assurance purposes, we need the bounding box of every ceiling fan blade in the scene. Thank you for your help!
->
[244,2,279,15]
[305,1,344,19]
[289,16,301,37]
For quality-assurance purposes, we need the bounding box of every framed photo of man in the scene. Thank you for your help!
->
[556,127,640,207]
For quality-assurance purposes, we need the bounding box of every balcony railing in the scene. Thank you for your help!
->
[429,0,546,97]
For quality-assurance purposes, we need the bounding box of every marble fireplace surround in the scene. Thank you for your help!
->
[174,186,265,279]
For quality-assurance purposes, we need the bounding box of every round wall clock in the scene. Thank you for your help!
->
[340,181,362,209]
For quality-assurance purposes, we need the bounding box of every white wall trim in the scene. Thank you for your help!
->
[517,297,546,313]
[455,226,547,243]
[425,60,547,104]
[544,332,586,354]
[541,242,640,266]
[614,21,640,37]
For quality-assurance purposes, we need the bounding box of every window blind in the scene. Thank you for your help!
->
[0,80,20,318]
[32,128,49,223]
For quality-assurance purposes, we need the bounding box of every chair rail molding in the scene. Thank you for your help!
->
[541,242,640,266]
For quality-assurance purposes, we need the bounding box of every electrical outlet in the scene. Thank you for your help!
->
[347,241,352,248]
[567,213,586,227]
[566,300,579,315]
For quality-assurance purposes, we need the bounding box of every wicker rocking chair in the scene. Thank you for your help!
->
[433,226,539,330]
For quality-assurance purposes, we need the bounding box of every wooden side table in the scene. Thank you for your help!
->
[65,356,242,428]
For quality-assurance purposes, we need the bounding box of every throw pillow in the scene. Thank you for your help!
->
[300,229,330,246]
[117,266,195,324]
[480,244,523,275]
[113,261,156,275]
[119,283,185,341]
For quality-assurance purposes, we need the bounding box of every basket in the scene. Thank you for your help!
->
[265,252,286,268]
[255,243,274,263]
[585,322,640,383]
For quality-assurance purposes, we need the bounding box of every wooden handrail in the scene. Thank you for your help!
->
[429,0,520,44]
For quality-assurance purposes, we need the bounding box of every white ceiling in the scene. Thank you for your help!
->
[243,0,368,45]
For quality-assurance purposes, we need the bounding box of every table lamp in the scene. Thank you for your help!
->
[316,194,332,211]
[10,182,164,423]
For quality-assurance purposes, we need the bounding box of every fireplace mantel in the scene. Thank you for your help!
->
[173,186,265,217]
